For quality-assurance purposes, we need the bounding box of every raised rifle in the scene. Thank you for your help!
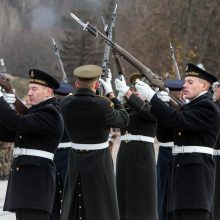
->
[97,4,117,95]
[101,4,117,79]
[70,13,183,108]
[169,42,181,80]
[52,38,68,83]
[113,49,127,80]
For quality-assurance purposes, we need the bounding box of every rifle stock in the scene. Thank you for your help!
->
[0,74,29,114]
[113,49,127,79]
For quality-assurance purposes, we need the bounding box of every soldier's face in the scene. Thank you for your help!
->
[183,76,207,100]
[27,83,52,106]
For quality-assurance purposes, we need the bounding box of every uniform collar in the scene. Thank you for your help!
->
[75,88,96,97]
[185,92,210,107]
[29,97,57,111]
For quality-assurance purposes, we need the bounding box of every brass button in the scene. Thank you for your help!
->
[60,200,62,203]
[16,167,19,171]
[178,132,181,136]
[19,135,22,139]
[78,194,82,197]
[80,217,82,220]
[177,164,179,167]
[79,206,82,209]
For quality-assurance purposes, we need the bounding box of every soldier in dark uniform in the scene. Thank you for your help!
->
[60,65,129,220]
[0,69,64,220]
[135,63,220,220]
[115,73,157,220]
[210,81,220,220]
[156,80,184,220]
[50,83,75,220]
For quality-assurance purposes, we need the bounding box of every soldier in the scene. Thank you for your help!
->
[210,81,220,220]
[135,63,220,220]
[156,80,184,220]
[114,73,157,220]
[59,65,129,220]
[0,69,64,220]
[50,83,75,220]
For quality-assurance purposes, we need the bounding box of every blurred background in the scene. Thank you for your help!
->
[0,0,220,98]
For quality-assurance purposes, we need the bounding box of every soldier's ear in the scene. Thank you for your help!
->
[95,81,99,89]
[75,81,79,89]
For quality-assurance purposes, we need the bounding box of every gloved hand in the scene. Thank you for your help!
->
[135,80,156,102]
[212,81,220,92]
[3,93,16,105]
[157,91,170,103]
[99,69,113,95]
[117,92,126,105]
[114,75,130,96]
[0,86,3,97]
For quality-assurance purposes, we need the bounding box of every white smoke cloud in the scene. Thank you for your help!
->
[31,6,56,29]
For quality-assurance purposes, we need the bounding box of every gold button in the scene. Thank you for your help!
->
[16,167,19,171]
[19,135,22,139]
[59,190,62,194]
[80,217,82,220]
[60,200,62,203]
[178,132,181,136]
[79,206,81,209]
[78,194,81,197]
[177,164,179,167]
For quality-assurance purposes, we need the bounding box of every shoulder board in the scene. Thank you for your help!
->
[97,95,114,108]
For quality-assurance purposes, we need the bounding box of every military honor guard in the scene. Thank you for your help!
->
[135,63,220,220]
[114,73,157,220]
[50,82,75,220]
[59,65,129,220]
[0,69,64,220]
[156,79,184,220]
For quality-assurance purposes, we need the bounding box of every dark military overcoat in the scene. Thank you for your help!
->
[59,88,129,220]
[156,121,174,220]
[211,102,220,220]
[116,94,157,220]
[50,121,71,220]
[150,93,220,212]
[0,97,64,213]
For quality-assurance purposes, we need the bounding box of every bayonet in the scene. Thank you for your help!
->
[52,37,68,83]
[170,42,181,80]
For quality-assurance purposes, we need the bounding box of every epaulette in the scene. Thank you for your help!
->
[97,95,114,108]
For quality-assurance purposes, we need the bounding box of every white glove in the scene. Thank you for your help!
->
[117,92,126,105]
[3,93,16,109]
[99,69,113,95]
[3,93,16,104]
[114,75,130,96]
[212,81,220,92]
[157,91,171,103]
[0,86,3,97]
[135,80,156,102]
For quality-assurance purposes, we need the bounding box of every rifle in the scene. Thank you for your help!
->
[0,74,29,114]
[101,4,117,79]
[52,38,68,83]
[169,42,181,80]
[97,4,117,95]
[113,49,127,80]
[70,13,183,108]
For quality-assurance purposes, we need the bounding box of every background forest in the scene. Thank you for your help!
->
[0,0,220,97]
